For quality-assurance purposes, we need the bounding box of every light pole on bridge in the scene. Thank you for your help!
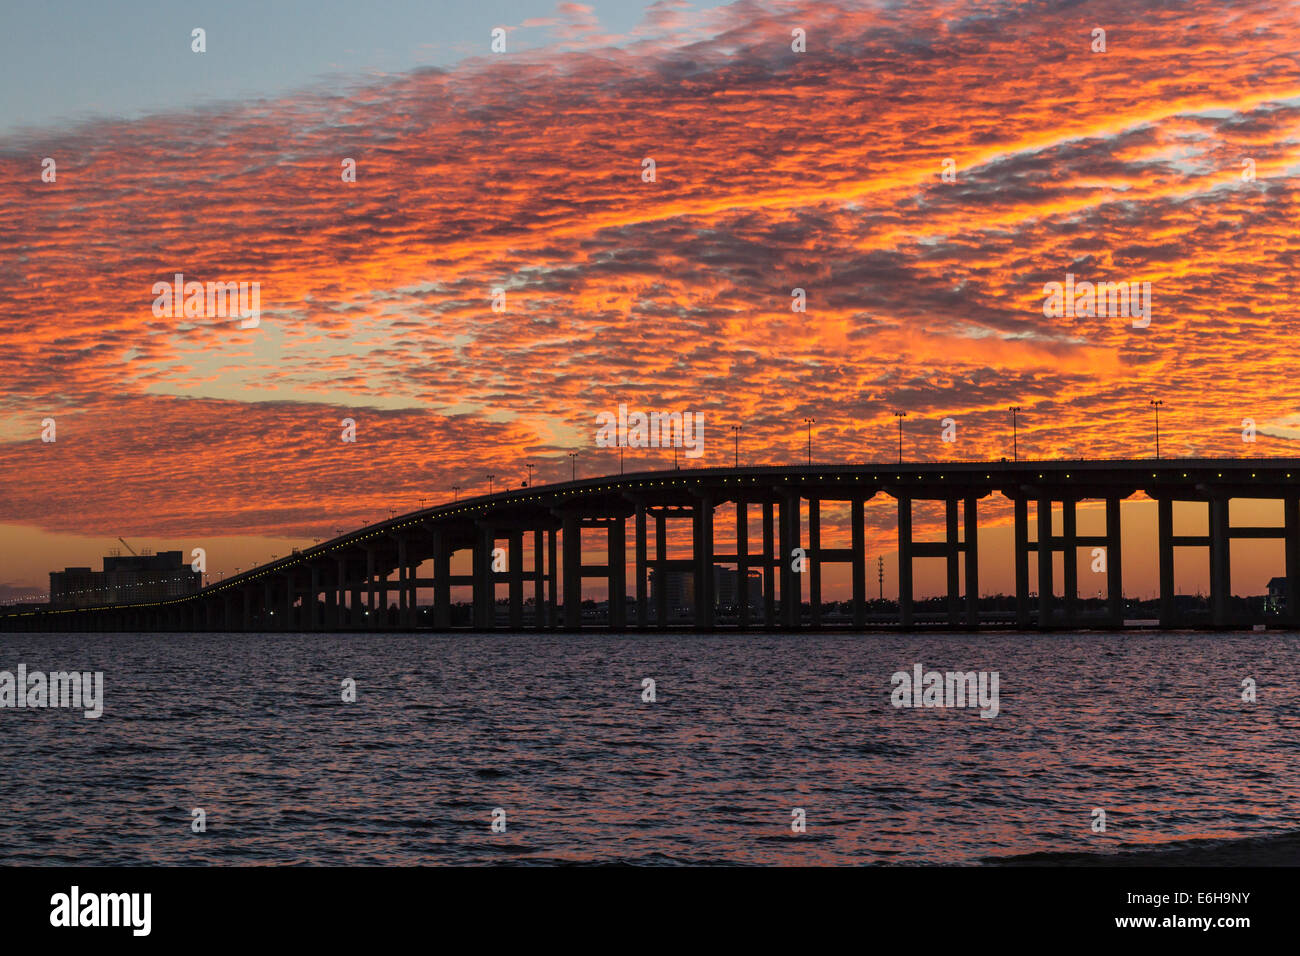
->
[487,475,495,496]
[569,452,578,481]
[893,411,907,464]
[1009,406,1021,462]
[1149,399,1163,460]
[731,424,742,467]
[803,418,815,466]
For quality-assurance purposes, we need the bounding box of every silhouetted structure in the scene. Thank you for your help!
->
[49,551,200,609]
[8,458,1300,632]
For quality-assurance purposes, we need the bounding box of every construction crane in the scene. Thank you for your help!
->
[117,537,138,556]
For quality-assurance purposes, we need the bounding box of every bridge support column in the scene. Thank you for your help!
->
[397,536,409,629]
[608,520,626,631]
[534,529,546,631]
[946,498,960,626]
[365,548,376,627]
[433,531,451,630]
[474,525,495,630]
[779,493,800,628]
[898,495,913,629]
[736,501,750,628]
[964,495,979,627]
[635,504,648,629]
[509,530,524,631]
[310,565,322,631]
[563,514,581,630]
[283,573,293,631]
[1210,495,1231,627]
[762,501,776,628]
[1286,497,1300,628]
[335,558,347,630]
[547,527,558,629]
[1014,497,1030,628]
[1158,497,1176,627]
[1106,497,1124,626]
[1063,498,1078,627]
[693,498,715,631]
[654,512,668,628]
[852,498,866,628]
[809,498,822,628]
[322,564,335,630]
[1037,496,1053,629]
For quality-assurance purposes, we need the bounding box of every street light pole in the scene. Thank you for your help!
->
[1149,400,1163,459]
[487,475,495,495]
[1009,406,1021,462]
[803,418,814,466]
[525,463,534,487]
[452,485,460,502]
[569,452,578,481]
[894,411,907,464]
[731,424,742,467]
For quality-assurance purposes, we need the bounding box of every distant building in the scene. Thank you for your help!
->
[649,566,762,615]
[714,567,762,607]
[50,551,201,608]
[650,569,694,615]
[1267,576,1287,612]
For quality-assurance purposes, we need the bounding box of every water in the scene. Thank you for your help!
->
[1,630,1297,865]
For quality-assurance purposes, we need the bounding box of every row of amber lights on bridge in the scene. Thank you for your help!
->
[23,466,1297,619]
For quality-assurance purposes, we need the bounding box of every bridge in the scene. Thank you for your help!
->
[5,457,1300,633]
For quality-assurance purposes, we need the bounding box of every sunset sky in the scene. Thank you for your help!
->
[2,0,1299,601]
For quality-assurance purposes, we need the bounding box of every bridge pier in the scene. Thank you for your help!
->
[852,498,866,628]
[546,527,558,628]
[964,495,979,627]
[1062,499,1078,626]
[474,524,495,630]
[762,501,776,628]
[898,495,913,629]
[1013,497,1030,627]
[1287,498,1300,629]
[1158,497,1175,627]
[809,497,822,628]
[1209,495,1231,627]
[635,505,648,628]
[779,492,800,628]
[1037,495,1053,629]
[736,501,750,628]
[693,496,714,631]
[508,529,524,630]
[608,520,626,630]
[562,513,581,630]
[946,498,960,625]
[1106,497,1124,625]
[654,511,668,628]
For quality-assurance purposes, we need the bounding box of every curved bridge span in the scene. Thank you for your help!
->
[7,458,1300,633]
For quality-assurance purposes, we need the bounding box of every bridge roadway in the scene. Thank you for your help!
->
[6,458,1300,632]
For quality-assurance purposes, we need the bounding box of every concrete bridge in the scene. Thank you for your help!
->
[5,457,1300,633]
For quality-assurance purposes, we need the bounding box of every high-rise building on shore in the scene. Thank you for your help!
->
[50,551,201,608]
